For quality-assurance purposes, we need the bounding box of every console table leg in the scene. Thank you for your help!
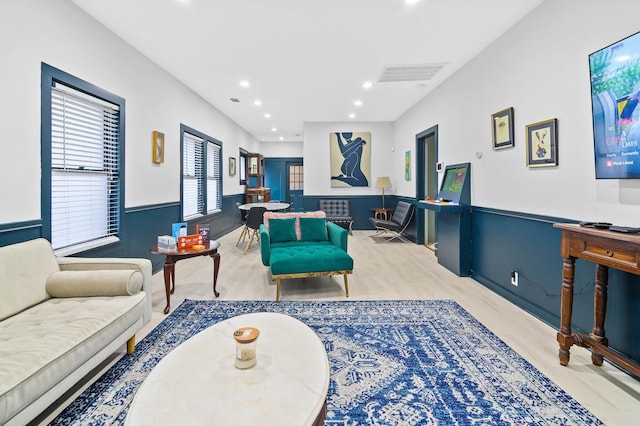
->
[591,264,609,366]
[211,252,220,297]
[557,257,575,366]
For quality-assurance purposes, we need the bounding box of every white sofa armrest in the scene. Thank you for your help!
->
[56,257,153,323]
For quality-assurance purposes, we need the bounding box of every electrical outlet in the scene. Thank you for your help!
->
[510,270,519,286]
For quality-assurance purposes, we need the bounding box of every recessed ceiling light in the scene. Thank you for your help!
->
[239,80,250,88]
[264,113,271,118]
[279,136,284,141]
[362,81,372,89]
[353,100,363,107]
[253,100,262,106]
[271,127,277,132]
[405,0,420,4]
[348,113,356,119]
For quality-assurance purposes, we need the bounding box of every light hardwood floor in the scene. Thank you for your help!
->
[36,228,640,425]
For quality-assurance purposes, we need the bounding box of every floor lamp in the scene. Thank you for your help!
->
[375,177,392,209]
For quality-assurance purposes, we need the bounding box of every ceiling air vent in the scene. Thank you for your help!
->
[230,97,240,103]
[377,63,447,83]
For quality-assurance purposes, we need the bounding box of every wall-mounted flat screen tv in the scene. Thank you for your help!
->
[589,31,640,179]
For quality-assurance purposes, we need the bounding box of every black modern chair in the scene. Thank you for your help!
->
[236,206,267,254]
[319,199,353,235]
[368,201,414,242]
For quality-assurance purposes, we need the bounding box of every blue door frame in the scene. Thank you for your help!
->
[415,125,438,245]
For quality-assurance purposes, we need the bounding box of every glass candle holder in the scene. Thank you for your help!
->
[233,327,260,369]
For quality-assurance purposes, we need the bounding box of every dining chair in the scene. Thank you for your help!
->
[240,206,267,254]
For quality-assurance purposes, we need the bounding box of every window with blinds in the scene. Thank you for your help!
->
[183,132,204,218]
[50,82,120,252]
[207,141,221,213]
[181,126,222,220]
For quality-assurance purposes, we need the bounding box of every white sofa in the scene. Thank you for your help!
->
[0,238,152,426]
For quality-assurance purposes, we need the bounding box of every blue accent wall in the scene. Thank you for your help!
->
[0,194,246,273]
[471,207,640,364]
[302,195,416,240]
[4,191,637,369]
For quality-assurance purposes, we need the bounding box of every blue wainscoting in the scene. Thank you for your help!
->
[471,207,640,366]
[302,195,417,241]
[0,195,246,273]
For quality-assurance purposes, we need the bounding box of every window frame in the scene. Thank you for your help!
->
[41,63,125,255]
[239,148,248,185]
[180,124,223,220]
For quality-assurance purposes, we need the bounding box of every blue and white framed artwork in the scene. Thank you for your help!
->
[330,132,371,187]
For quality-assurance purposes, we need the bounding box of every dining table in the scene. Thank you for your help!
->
[237,202,290,211]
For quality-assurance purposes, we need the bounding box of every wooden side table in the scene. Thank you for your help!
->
[150,241,221,314]
[553,223,640,376]
[372,207,394,220]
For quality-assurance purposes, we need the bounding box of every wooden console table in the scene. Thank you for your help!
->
[553,223,640,376]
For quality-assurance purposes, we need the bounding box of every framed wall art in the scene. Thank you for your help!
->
[229,157,236,176]
[329,132,371,187]
[526,118,558,167]
[152,130,164,164]
[491,107,514,150]
[405,150,411,181]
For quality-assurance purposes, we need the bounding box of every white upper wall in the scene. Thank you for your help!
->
[303,122,394,196]
[0,0,258,224]
[394,0,640,226]
[2,0,640,226]
[260,141,303,158]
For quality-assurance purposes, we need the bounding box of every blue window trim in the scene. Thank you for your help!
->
[180,123,223,220]
[40,62,126,242]
[239,147,248,186]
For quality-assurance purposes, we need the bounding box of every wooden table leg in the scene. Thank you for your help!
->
[557,256,575,366]
[163,259,175,315]
[211,252,220,297]
[591,264,609,366]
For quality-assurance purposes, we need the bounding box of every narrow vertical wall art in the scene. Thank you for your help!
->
[405,150,411,181]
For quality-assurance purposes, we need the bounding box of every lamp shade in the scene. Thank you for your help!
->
[375,176,392,189]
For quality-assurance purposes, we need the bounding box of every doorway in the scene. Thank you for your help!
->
[287,161,304,211]
[415,125,438,247]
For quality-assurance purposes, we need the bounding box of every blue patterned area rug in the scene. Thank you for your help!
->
[53,299,602,425]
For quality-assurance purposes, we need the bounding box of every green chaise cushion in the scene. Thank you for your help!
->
[269,218,297,243]
[270,245,353,276]
[299,217,328,241]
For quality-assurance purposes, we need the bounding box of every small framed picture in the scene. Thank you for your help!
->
[229,157,236,176]
[491,107,514,150]
[152,131,164,164]
[404,150,411,181]
[526,118,558,167]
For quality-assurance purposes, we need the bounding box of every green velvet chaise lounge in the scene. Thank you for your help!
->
[259,211,353,301]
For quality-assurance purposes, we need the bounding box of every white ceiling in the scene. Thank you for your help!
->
[70,0,544,142]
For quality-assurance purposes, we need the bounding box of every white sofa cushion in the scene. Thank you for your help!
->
[46,269,144,297]
[0,238,59,321]
[0,294,146,425]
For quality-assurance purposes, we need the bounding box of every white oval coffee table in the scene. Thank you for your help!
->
[125,312,329,425]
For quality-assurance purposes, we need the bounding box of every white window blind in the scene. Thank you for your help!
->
[183,132,204,219]
[207,141,221,213]
[50,83,120,251]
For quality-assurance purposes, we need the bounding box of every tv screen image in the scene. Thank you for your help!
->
[441,166,467,193]
[589,30,640,179]
[437,163,470,205]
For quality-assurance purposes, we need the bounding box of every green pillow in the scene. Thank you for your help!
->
[300,217,328,241]
[269,218,297,242]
